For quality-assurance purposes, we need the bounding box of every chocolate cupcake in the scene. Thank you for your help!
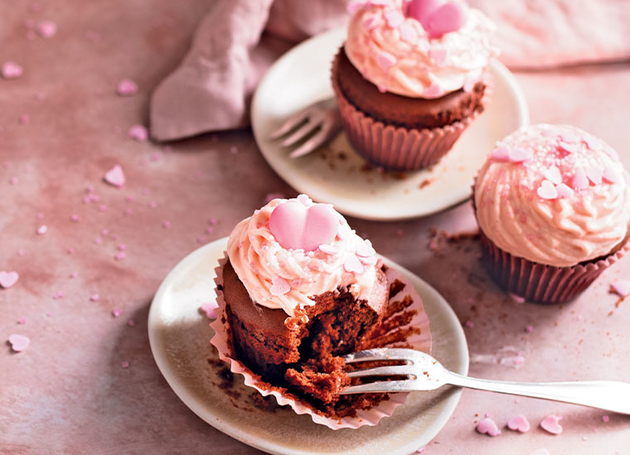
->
[474,124,630,303]
[332,0,496,170]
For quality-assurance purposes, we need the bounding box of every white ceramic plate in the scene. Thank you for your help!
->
[251,26,529,221]
[148,238,469,455]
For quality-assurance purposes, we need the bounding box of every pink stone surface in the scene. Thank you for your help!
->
[1,1,630,454]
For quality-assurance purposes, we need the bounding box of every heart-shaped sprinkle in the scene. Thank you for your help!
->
[37,225,47,235]
[602,166,621,184]
[476,417,502,437]
[555,183,574,199]
[376,51,397,71]
[344,255,364,274]
[559,132,578,144]
[507,414,531,433]
[104,165,126,188]
[540,415,563,435]
[36,20,57,38]
[583,136,602,151]
[611,279,630,297]
[399,21,418,44]
[385,9,405,27]
[359,255,378,265]
[297,194,313,207]
[543,166,562,184]
[558,141,577,154]
[423,82,443,98]
[406,0,440,24]
[490,145,511,161]
[0,271,19,289]
[8,334,30,352]
[112,308,123,318]
[572,169,589,190]
[318,244,338,255]
[2,61,24,79]
[128,125,148,142]
[356,239,376,257]
[537,180,558,200]
[116,79,138,96]
[269,199,339,252]
[408,0,466,39]
[586,167,603,185]
[509,147,533,163]
[429,48,447,66]
[270,277,291,296]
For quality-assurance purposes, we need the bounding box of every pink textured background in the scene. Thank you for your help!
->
[1,1,629,454]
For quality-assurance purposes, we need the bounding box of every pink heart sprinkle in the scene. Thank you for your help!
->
[586,167,603,185]
[555,183,574,199]
[559,132,578,144]
[602,166,621,184]
[537,180,558,200]
[296,194,313,207]
[603,415,610,423]
[583,136,602,151]
[543,166,562,184]
[406,0,441,24]
[490,145,511,162]
[424,2,467,39]
[611,279,630,297]
[8,334,30,352]
[269,199,339,252]
[104,165,125,188]
[572,169,589,190]
[356,239,376,257]
[429,48,447,66]
[2,61,24,79]
[127,125,148,142]
[318,244,338,255]
[116,79,138,96]
[423,82,443,98]
[507,414,531,433]
[540,415,563,435]
[476,417,502,437]
[37,225,47,235]
[385,9,405,27]
[344,255,364,274]
[270,277,291,296]
[36,20,57,38]
[376,51,397,71]
[558,141,577,154]
[509,147,533,163]
[0,271,19,289]
[398,21,418,43]
[199,302,218,319]
[90,294,99,302]
[359,255,378,265]
[112,308,123,318]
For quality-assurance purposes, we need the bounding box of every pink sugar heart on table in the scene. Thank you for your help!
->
[507,414,531,433]
[116,78,138,96]
[407,0,466,39]
[540,414,563,435]
[104,165,125,188]
[476,417,502,436]
[2,62,24,79]
[127,125,148,142]
[269,199,338,252]
[0,271,19,289]
[8,334,30,352]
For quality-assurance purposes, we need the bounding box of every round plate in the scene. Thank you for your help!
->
[148,238,469,455]
[251,26,529,221]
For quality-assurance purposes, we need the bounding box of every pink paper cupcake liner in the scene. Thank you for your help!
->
[210,254,432,430]
[479,230,630,304]
[331,52,493,171]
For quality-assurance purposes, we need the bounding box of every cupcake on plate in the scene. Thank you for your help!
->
[332,0,496,170]
[210,194,431,427]
[474,124,630,303]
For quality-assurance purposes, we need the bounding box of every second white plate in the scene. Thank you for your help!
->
[252,26,529,221]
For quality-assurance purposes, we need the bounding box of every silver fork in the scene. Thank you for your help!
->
[269,98,342,158]
[341,348,630,414]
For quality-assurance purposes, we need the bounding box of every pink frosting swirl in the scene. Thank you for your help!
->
[226,196,379,316]
[345,0,496,98]
[475,124,630,267]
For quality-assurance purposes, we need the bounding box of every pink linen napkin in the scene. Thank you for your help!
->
[150,0,630,142]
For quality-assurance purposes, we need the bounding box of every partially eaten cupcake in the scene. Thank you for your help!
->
[218,195,392,418]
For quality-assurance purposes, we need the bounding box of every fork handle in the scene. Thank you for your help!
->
[446,372,630,414]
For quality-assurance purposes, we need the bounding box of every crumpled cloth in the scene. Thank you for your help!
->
[150,0,630,142]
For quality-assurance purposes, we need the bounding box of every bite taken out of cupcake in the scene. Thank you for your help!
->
[211,194,430,427]
[474,124,630,304]
[332,0,497,171]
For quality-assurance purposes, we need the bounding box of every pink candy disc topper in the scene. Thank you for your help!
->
[407,0,466,39]
[269,198,339,252]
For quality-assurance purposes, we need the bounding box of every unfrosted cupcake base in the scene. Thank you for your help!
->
[479,230,630,304]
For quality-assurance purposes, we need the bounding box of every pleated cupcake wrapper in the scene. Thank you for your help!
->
[479,230,629,304]
[331,52,493,171]
[210,253,432,430]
